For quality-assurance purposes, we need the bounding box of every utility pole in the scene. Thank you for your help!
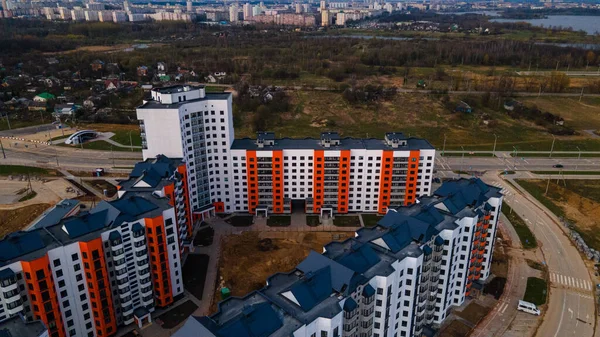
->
[0,138,5,159]
[54,146,59,167]
[492,134,498,157]
[513,146,518,168]
[4,113,11,130]
[579,87,584,102]
[576,146,581,171]
[549,135,556,158]
[111,145,115,168]
[545,175,551,195]
[129,130,134,152]
[442,134,447,156]
[460,146,465,173]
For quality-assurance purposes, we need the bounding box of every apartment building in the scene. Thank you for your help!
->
[0,156,189,337]
[136,85,435,218]
[173,178,502,337]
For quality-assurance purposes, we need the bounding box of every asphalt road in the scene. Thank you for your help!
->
[484,173,595,337]
[437,154,600,173]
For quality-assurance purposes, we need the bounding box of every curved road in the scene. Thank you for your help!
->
[484,173,595,337]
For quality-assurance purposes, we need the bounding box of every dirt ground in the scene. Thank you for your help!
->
[525,179,600,250]
[0,179,81,206]
[0,204,52,237]
[212,231,354,311]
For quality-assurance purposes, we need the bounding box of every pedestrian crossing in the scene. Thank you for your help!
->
[550,272,592,291]
[490,181,513,196]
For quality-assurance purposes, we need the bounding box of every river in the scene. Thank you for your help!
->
[490,15,600,35]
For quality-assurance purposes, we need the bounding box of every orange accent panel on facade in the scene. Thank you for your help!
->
[313,150,325,214]
[377,150,394,214]
[337,150,351,214]
[22,255,65,337]
[213,201,225,213]
[177,164,193,237]
[404,150,420,206]
[79,238,117,337]
[272,150,284,214]
[145,215,173,308]
[246,150,258,214]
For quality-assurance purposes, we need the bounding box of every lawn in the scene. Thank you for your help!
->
[267,216,291,227]
[0,165,60,176]
[109,129,142,147]
[333,216,361,227]
[523,277,547,306]
[306,215,320,227]
[156,300,199,329]
[502,203,537,249]
[519,97,600,131]
[362,214,383,227]
[455,302,492,326]
[182,254,210,300]
[516,179,600,251]
[226,215,254,227]
[532,171,600,175]
[18,191,37,202]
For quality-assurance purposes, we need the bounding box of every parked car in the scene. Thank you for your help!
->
[517,300,541,316]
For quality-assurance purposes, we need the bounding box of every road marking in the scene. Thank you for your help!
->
[550,272,592,292]
[552,292,567,337]
[501,303,508,313]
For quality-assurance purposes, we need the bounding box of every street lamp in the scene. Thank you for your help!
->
[460,146,465,173]
[129,130,134,152]
[576,146,581,171]
[513,146,518,168]
[549,135,556,158]
[442,134,447,157]
[492,134,498,157]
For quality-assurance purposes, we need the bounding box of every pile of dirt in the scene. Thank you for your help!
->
[0,204,52,238]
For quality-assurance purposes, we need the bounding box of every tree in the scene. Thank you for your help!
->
[548,72,570,93]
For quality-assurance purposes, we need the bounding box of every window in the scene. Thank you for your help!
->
[321,332,328,337]
[53,259,61,267]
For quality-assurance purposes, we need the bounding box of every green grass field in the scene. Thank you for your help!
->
[59,140,140,152]
[109,130,142,147]
[515,179,567,219]
[523,277,547,306]
[502,203,537,249]
[362,214,383,227]
[0,165,56,176]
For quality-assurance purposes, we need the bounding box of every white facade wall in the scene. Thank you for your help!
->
[84,10,99,21]
[0,262,27,323]
[482,196,502,280]
[138,107,184,159]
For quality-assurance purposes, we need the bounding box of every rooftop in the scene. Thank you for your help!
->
[0,315,46,337]
[191,177,501,336]
[29,199,80,230]
[137,91,231,110]
[151,84,204,95]
[231,136,434,151]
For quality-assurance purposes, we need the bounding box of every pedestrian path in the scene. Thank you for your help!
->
[550,272,592,291]
[490,181,513,197]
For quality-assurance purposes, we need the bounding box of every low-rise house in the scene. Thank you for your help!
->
[46,57,59,65]
[33,92,55,102]
[455,101,472,113]
[503,100,518,111]
[157,62,167,76]
[28,101,47,111]
[91,59,104,71]
[137,66,149,77]
[105,79,120,91]
[54,103,78,116]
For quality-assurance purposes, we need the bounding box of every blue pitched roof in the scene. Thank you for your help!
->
[336,243,381,274]
[110,196,158,218]
[0,231,46,263]
[289,267,333,312]
[435,178,491,211]
[343,297,357,312]
[0,268,15,281]
[297,251,355,293]
[362,284,375,297]
[217,302,284,337]
[63,210,108,238]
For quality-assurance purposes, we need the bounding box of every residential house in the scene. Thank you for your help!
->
[28,101,47,112]
[137,66,149,77]
[91,59,104,71]
[33,92,56,102]
[54,103,78,116]
[455,101,472,113]
[105,79,120,91]
[46,57,59,65]
[204,74,217,83]
[503,100,518,111]
[106,63,121,74]
[157,62,167,76]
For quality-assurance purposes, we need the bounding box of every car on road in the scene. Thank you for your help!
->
[517,300,541,316]
[433,178,441,183]
[552,164,564,168]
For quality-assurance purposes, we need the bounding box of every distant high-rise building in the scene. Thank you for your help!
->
[229,4,238,22]
[320,0,326,10]
[243,2,252,20]
[186,0,192,12]
[295,3,302,13]
[321,9,330,26]
[1,0,8,18]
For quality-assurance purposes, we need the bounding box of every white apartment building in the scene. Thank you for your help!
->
[84,10,99,21]
[243,2,253,20]
[136,85,434,218]
[173,178,503,337]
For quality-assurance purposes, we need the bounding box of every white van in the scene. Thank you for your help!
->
[517,300,541,315]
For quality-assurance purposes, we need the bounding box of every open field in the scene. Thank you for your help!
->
[519,97,600,131]
[516,179,600,251]
[0,165,60,177]
[212,231,354,311]
[59,140,138,152]
[0,204,52,237]
[235,90,600,151]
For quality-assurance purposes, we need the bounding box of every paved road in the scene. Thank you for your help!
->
[437,154,600,173]
[483,173,595,337]
[0,141,142,170]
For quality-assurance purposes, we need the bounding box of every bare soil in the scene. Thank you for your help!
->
[0,204,52,238]
[212,231,354,312]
